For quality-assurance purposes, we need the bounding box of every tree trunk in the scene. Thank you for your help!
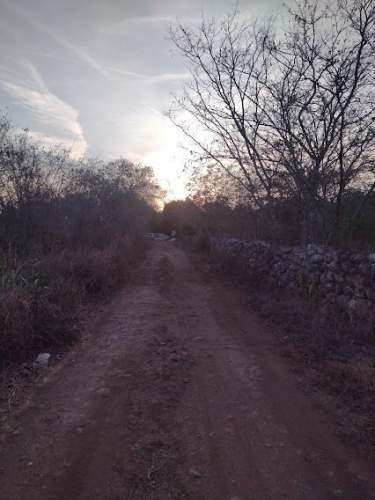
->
[300,195,322,245]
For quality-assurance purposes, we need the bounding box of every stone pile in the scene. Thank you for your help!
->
[211,238,375,319]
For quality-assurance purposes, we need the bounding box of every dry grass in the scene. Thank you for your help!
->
[0,236,148,366]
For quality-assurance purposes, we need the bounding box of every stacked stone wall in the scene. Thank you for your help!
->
[211,238,375,319]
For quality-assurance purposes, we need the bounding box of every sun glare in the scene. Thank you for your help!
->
[139,115,189,202]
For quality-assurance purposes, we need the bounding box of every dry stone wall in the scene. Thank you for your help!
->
[211,238,375,320]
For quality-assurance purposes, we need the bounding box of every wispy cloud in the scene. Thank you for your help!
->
[0,62,87,157]
[0,1,188,85]
[105,66,149,80]
[148,72,190,84]
[28,130,87,158]
[0,0,108,76]
[99,15,174,36]
[107,65,189,84]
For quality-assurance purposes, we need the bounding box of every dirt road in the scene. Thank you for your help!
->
[0,242,374,500]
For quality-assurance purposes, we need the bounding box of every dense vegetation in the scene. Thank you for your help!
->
[159,189,375,249]
[0,114,162,365]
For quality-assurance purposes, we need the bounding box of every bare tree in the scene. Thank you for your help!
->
[170,0,375,243]
[104,159,166,208]
[0,116,70,210]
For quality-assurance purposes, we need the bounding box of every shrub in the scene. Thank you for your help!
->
[0,114,159,366]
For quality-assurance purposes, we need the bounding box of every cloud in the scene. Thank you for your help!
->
[28,130,87,159]
[107,65,189,84]
[0,62,87,158]
[105,66,149,80]
[99,15,174,36]
[148,72,190,84]
[0,1,187,84]
[0,0,108,76]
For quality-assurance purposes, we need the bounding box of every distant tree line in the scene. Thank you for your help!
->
[159,189,375,249]
[0,113,163,256]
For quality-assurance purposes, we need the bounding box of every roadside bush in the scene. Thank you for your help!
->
[0,236,149,366]
[0,114,160,366]
[0,260,76,363]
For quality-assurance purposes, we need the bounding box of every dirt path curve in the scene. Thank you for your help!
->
[1,242,374,500]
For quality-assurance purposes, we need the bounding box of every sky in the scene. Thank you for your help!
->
[0,0,284,199]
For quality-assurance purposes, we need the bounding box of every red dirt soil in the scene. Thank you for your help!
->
[0,241,374,500]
